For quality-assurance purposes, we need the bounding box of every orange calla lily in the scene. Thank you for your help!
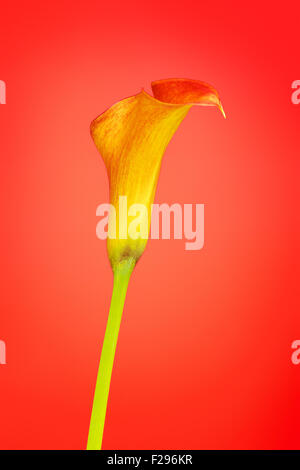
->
[87,78,225,450]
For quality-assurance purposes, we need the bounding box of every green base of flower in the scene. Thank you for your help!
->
[87,257,135,450]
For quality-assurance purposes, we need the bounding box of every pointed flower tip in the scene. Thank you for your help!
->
[218,101,226,119]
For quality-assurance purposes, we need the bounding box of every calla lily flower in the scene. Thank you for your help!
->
[87,78,225,450]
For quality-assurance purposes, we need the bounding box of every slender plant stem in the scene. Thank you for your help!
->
[87,258,135,450]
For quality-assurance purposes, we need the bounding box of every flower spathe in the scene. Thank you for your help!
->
[91,78,225,271]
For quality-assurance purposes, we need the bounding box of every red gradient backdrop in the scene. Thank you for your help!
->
[0,0,299,450]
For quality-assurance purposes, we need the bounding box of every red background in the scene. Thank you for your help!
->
[0,0,299,450]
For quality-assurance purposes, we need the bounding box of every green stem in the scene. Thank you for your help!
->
[87,258,135,450]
